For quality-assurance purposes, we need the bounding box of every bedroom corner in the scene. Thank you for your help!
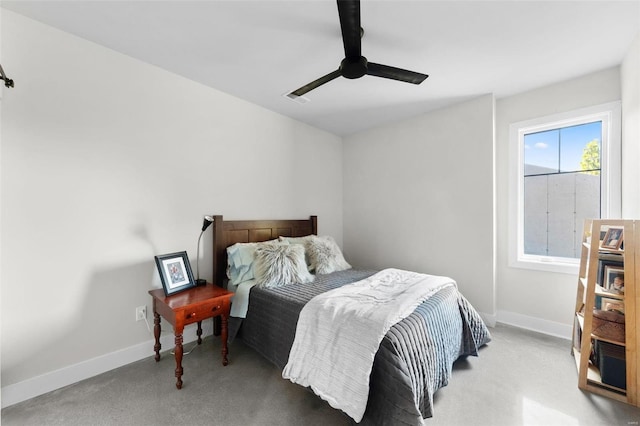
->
[0,9,343,407]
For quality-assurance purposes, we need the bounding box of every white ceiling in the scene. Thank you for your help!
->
[3,0,639,136]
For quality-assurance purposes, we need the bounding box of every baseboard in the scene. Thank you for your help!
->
[478,311,497,328]
[496,310,572,340]
[1,322,213,409]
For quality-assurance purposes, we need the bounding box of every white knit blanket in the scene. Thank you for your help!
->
[282,268,456,422]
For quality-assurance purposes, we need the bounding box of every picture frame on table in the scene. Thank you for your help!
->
[604,265,625,294]
[154,251,196,296]
[601,226,624,250]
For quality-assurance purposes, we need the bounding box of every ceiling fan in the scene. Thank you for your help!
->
[288,0,428,98]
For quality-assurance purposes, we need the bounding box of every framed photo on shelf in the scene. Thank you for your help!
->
[604,265,625,294]
[600,297,624,314]
[597,257,623,288]
[154,251,196,296]
[601,226,624,250]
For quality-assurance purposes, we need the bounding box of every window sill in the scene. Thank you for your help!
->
[510,256,579,275]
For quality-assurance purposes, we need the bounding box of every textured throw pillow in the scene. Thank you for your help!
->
[306,235,351,274]
[226,239,286,286]
[279,235,315,270]
[254,244,314,288]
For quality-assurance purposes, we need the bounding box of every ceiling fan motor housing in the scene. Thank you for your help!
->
[340,56,368,79]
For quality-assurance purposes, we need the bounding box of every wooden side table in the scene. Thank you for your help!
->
[148,283,233,389]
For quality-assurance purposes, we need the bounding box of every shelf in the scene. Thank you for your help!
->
[578,278,626,299]
[576,312,584,328]
[598,248,625,256]
[595,284,625,300]
[595,335,626,347]
[573,347,627,399]
[575,312,626,347]
[573,219,638,407]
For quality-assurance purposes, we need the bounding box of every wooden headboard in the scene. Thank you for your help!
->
[211,215,318,286]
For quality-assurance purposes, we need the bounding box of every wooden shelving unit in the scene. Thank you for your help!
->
[572,219,639,406]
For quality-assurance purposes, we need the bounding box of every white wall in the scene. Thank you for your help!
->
[0,10,343,397]
[621,33,640,217]
[343,94,496,319]
[0,5,4,408]
[343,64,631,337]
[495,67,623,336]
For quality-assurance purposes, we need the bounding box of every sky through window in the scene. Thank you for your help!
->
[524,121,601,174]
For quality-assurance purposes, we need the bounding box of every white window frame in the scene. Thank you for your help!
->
[508,101,621,274]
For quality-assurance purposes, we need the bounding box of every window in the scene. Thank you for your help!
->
[509,102,621,274]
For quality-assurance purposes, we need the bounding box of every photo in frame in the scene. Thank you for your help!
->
[604,265,625,294]
[601,226,624,250]
[600,297,624,314]
[154,251,196,296]
[597,253,623,288]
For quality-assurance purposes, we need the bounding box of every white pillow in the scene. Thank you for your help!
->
[279,235,314,270]
[306,235,351,274]
[279,235,314,245]
[254,244,315,288]
[226,239,286,286]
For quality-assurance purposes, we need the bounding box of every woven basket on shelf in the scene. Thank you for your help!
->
[591,309,625,343]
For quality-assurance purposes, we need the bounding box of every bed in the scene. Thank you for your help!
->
[211,215,490,425]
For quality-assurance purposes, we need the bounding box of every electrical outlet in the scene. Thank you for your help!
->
[136,305,147,322]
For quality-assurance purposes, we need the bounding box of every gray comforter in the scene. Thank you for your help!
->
[240,269,491,425]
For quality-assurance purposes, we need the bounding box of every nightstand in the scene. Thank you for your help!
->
[148,283,233,389]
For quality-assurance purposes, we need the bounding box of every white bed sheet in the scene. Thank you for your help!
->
[229,279,257,318]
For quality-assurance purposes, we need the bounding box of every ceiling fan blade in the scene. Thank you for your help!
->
[289,69,342,97]
[337,0,361,59]
[367,62,428,85]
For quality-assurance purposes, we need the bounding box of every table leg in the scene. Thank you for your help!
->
[221,314,229,366]
[213,316,221,336]
[174,332,184,389]
[153,312,161,362]
[196,320,203,345]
